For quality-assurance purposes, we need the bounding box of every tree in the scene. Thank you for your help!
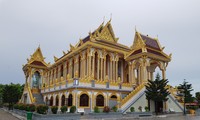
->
[0,84,5,106]
[196,92,200,104]
[177,80,193,115]
[145,74,170,115]
[2,83,24,110]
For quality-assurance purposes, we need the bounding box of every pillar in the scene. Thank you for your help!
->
[110,59,112,82]
[63,62,67,80]
[90,91,94,112]
[150,72,154,81]
[92,54,95,78]
[116,60,118,83]
[112,61,114,82]
[97,56,100,80]
[89,55,92,77]
[104,57,106,80]
[162,69,166,80]
[58,95,62,110]
[101,58,103,81]
[132,68,136,85]
[53,95,56,106]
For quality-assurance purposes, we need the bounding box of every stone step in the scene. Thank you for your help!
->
[32,93,45,104]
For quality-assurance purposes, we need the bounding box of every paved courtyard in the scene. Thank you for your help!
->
[2,108,200,120]
[0,108,19,120]
[80,115,200,120]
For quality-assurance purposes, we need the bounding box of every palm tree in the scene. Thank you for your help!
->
[145,74,170,115]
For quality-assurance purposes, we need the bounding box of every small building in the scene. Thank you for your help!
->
[20,20,183,113]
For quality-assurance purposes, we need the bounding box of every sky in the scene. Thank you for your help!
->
[0,0,200,95]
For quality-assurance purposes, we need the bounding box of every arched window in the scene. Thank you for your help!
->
[61,95,65,106]
[50,96,53,106]
[96,94,104,106]
[111,95,117,99]
[80,94,89,106]
[45,97,48,105]
[68,94,73,106]
[56,95,59,106]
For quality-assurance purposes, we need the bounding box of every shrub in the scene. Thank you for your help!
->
[103,106,110,113]
[112,106,117,112]
[70,106,76,113]
[145,106,149,112]
[94,106,100,113]
[13,104,19,109]
[61,106,68,113]
[51,106,58,114]
[138,106,142,112]
[26,104,36,112]
[130,107,135,112]
[36,105,48,114]
[18,103,26,110]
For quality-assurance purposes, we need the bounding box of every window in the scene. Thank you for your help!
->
[56,95,59,106]
[68,94,73,106]
[96,95,104,106]
[50,96,53,106]
[111,95,117,99]
[61,95,65,106]
[60,65,63,77]
[80,94,89,106]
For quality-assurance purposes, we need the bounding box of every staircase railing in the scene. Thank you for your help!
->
[121,83,145,106]
[27,86,35,103]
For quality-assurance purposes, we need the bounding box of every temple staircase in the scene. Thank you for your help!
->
[168,94,184,111]
[120,83,146,113]
[32,93,45,104]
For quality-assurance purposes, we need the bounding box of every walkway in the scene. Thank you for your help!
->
[0,108,19,120]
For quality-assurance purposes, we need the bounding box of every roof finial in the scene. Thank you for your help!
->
[103,16,105,24]
[156,34,158,40]
[135,25,137,32]
[109,13,112,22]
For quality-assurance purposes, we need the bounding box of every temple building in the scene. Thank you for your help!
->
[20,20,183,113]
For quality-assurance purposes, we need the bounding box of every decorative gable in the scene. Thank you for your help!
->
[90,20,119,43]
[26,47,47,67]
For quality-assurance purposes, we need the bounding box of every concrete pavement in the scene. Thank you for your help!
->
[0,108,25,120]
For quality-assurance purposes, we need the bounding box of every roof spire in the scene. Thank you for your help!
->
[135,25,137,32]
[109,13,112,22]
[103,16,105,24]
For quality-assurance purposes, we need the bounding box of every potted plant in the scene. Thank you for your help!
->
[145,106,149,112]
[112,106,117,112]
[51,106,58,114]
[130,107,135,112]
[70,106,76,113]
[138,106,142,112]
[60,106,68,113]
[94,106,100,113]
[36,105,48,114]
[103,106,110,113]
